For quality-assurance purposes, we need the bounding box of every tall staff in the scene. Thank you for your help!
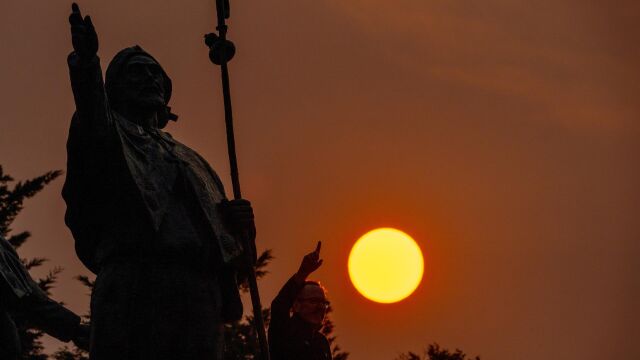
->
[204,1,270,360]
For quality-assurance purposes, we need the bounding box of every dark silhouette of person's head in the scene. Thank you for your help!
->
[105,46,177,128]
[293,280,329,327]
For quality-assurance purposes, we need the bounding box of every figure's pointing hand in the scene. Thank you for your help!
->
[69,3,82,24]
[298,242,323,278]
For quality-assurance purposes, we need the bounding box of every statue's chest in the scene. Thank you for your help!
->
[171,145,224,203]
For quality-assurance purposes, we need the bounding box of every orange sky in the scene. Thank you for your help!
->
[1,1,639,359]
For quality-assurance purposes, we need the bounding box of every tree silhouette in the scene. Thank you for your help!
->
[395,343,480,360]
[0,165,63,359]
[223,250,273,360]
[321,304,349,360]
[50,345,89,360]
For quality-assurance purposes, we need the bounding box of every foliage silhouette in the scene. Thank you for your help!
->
[0,165,63,359]
[395,343,480,360]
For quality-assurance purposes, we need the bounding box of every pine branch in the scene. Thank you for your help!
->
[254,249,273,278]
[37,266,64,295]
[7,230,30,249]
[395,343,481,360]
[52,345,89,360]
[75,275,95,289]
[322,306,349,359]
[239,249,273,293]
[0,165,13,182]
[23,257,48,270]
[0,168,62,236]
[12,170,63,199]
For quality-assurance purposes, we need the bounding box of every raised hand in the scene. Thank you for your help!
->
[297,241,323,278]
[69,3,99,61]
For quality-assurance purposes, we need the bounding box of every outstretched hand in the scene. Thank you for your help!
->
[297,241,323,279]
[69,3,99,61]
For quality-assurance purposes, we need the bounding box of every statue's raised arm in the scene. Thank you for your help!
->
[67,3,110,133]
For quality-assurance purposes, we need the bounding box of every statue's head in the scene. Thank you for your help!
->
[292,281,329,327]
[105,46,177,128]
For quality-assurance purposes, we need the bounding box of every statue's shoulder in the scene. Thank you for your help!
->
[0,236,34,299]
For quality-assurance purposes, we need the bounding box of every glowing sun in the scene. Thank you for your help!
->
[348,228,424,303]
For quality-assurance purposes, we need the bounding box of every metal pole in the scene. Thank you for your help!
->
[206,1,270,359]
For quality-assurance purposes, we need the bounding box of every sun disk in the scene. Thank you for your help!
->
[348,228,424,303]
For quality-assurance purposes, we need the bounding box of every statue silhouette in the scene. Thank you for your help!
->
[63,4,256,359]
[269,242,333,360]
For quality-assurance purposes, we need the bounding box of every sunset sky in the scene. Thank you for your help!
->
[1,1,639,359]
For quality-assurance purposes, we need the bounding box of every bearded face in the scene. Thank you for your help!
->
[122,55,166,113]
[293,284,329,326]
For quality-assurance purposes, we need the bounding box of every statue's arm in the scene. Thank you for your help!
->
[20,295,83,344]
[270,246,322,326]
[67,3,110,133]
[0,235,84,345]
[268,275,303,351]
[271,275,302,320]
[68,54,108,128]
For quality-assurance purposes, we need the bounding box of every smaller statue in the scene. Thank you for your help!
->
[269,242,333,360]
[0,235,89,360]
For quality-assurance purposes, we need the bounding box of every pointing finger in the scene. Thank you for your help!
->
[315,241,322,254]
[71,3,82,18]
[69,4,83,26]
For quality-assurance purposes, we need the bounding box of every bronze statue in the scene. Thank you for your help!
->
[0,235,89,359]
[63,3,256,359]
[269,242,333,360]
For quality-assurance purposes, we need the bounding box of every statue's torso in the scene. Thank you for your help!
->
[64,113,243,272]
